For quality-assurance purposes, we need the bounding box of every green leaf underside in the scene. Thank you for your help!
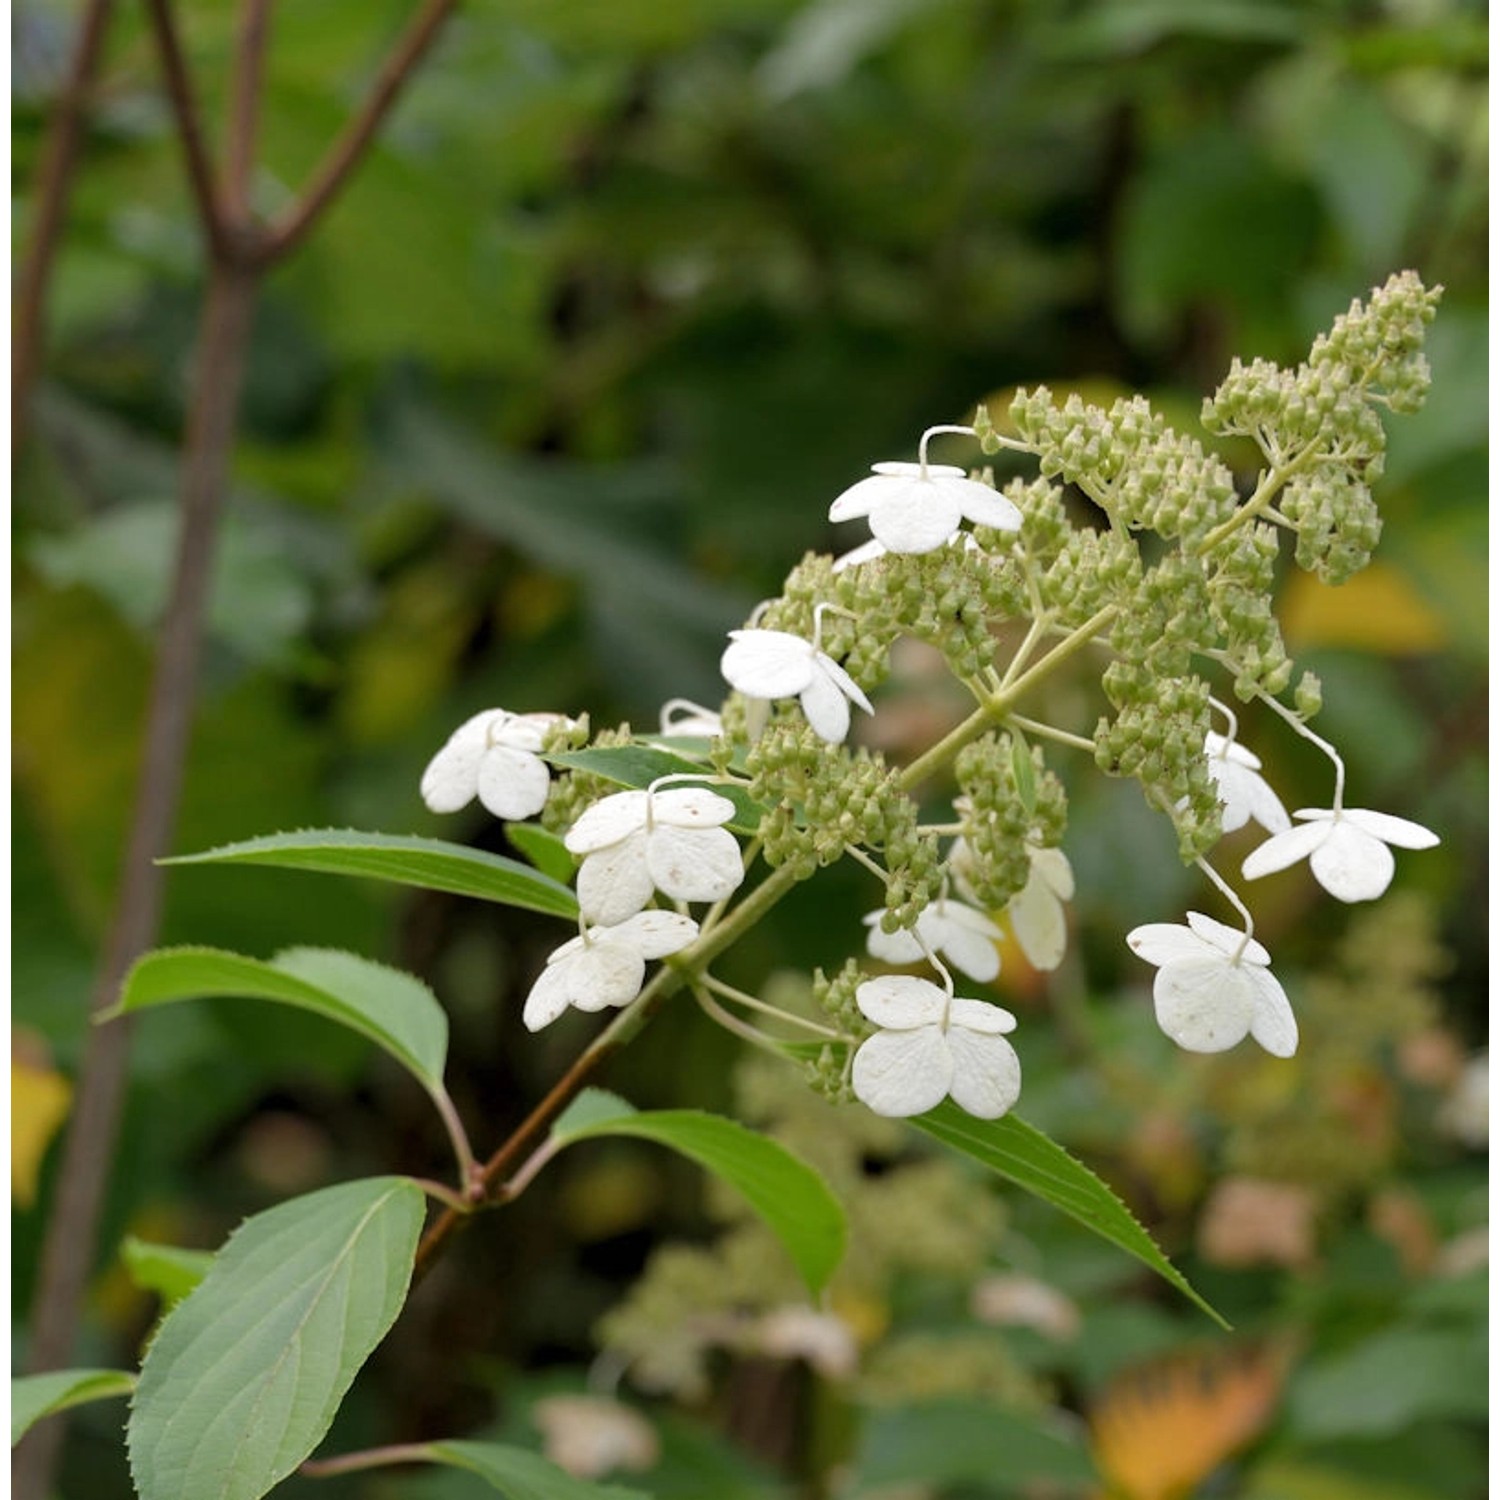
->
[111,946,449,1097]
[164,829,578,918]
[128,1177,424,1500]
[11,1370,136,1445]
[505,822,577,884]
[545,747,765,834]
[552,1092,845,1295]
[425,1440,650,1499]
[913,1104,1227,1328]
[122,1238,216,1307]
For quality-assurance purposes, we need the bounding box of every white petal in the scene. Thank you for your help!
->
[868,478,963,553]
[576,834,655,925]
[933,920,1001,984]
[1241,819,1330,881]
[831,537,888,573]
[851,1026,953,1117]
[476,745,551,821]
[658,699,724,737]
[1153,960,1255,1054]
[1309,821,1396,902]
[1126,921,1217,968]
[650,787,736,828]
[565,790,649,854]
[815,653,874,715]
[721,630,817,699]
[1245,966,1298,1057]
[931,900,1004,940]
[946,1029,1022,1119]
[1339,808,1440,850]
[605,909,700,959]
[420,712,504,813]
[864,917,926,966]
[854,974,948,1029]
[871,461,965,478]
[947,996,1017,1035]
[492,713,561,752]
[567,943,647,1011]
[645,824,744,904]
[942,476,1023,532]
[1206,731,1261,769]
[1238,767,1292,835]
[1185,911,1269,966]
[1031,846,1074,900]
[1008,878,1066,971]
[798,670,852,743]
[523,963,577,1032]
[827,473,890,522]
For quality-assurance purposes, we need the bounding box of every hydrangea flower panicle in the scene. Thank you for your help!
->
[1125,911,1297,1057]
[828,426,1023,555]
[566,786,744,926]
[1205,731,1291,836]
[421,708,570,820]
[1240,807,1438,902]
[851,974,1022,1119]
[523,910,699,1031]
[862,897,1005,983]
[720,628,873,744]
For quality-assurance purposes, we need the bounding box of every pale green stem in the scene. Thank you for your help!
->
[845,844,890,886]
[428,1085,479,1197]
[303,1444,434,1479]
[691,980,786,1055]
[1254,684,1347,811]
[899,603,1119,791]
[700,972,845,1040]
[1193,856,1257,961]
[1196,445,1319,555]
[1004,713,1096,754]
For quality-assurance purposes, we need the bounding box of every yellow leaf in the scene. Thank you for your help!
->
[12,1052,73,1209]
[1281,561,1447,655]
[1089,1340,1291,1500]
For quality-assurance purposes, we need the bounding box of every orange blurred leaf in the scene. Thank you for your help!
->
[1281,561,1447,655]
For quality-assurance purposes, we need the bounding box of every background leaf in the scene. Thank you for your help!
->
[12,1370,135,1446]
[121,1238,215,1308]
[165,830,578,918]
[552,1092,845,1295]
[913,1104,1226,1327]
[128,1177,424,1500]
[112,946,450,1098]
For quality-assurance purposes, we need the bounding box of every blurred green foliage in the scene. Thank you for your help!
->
[12,0,1486,1495]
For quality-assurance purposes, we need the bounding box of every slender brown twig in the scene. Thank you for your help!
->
[258,0,456,261]
[140,0,233,260]
[11,0,116,457]
[225,0,275,217]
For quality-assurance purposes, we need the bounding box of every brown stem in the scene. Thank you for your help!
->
[258,0,456,262]
[11,0,116,458]
[13,260,261,1500]
[225,0,275,215]
[141,0,233,261]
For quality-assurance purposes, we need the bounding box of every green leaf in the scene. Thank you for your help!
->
[128,1177,425,1500]
[506,823,576,885]
[854,1397,1097,1489]
[913,1104,1226,1327]
[551,1092,845,1295]
[121,1238,215,1307]
[424,1439,650,1499]
[164,829,578,918]
[111,946,449,1099]
[12,1369,135,1445]
[1289,1328,1487,1438]
[545,747,765,835]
